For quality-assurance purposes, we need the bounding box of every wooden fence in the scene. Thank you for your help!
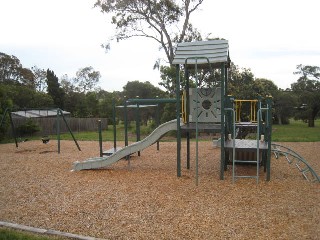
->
[9,117,108,136]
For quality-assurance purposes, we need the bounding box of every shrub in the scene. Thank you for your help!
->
[16,118,40,136]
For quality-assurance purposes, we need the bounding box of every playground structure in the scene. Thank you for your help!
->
[100,100,160,157]
[0,108,81,153]
[73,40,319,184]
[74,119,182,171]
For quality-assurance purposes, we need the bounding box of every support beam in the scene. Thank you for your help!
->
[176,64,181,177]
[220,66,226,180]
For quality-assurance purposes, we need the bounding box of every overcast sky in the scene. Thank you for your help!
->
[1,0,319,92]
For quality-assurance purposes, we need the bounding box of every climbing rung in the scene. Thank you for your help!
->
[301,168,311,181]
[234,175,258,179]
[271,143,320,183]
[295,162,304,171]
[285,154,292,163]
[234,160,258,164]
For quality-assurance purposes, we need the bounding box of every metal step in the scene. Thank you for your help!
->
[234,160,259,164]
[234,176,258,179]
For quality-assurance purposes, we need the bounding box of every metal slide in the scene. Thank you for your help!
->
[73,119,183,171]
[271,143,320,183]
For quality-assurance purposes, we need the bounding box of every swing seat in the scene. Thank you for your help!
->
[42,136,50,144]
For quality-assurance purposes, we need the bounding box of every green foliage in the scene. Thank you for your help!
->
[0,52,35,87]
[228,63,255,99]
[292,64,320,127]
[74,66,100,93]
[0,52,22,83]
[159,65,185,95]
[31,66,47,92]
[161,103,176,123]
[122,80,166,99]
[46,69,65,108]
[94,0,204,65]
[63,91,85,117]
[16,118,40,136]
[122,80,167,125]
[0,84,54,109]
[273,90,297,125]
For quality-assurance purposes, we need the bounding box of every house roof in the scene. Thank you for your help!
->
[11,109,70,118]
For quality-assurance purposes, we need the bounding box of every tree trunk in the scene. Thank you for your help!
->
[277,113,282,125]
[308,114,315,127]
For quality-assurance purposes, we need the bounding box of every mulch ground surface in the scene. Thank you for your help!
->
[0,140,319,239]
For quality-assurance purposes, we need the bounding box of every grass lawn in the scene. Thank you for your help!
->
[0,228,65,240]
[1,119,320,144]
[272,119,320,142]
[60,119,320,142]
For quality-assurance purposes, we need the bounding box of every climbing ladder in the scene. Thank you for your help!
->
[225,100,271,184]
[230,139,262,184]
[271,143,320,183]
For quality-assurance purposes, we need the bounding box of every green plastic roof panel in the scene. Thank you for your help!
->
[172,40,229,65]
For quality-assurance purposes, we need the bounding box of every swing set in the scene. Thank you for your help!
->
[0,108,81,153]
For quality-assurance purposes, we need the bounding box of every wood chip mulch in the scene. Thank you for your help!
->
[0,140,319,239]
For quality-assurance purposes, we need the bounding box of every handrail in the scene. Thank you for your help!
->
[224,107,236,183]
[235,100,258,122]
[181,90,187,123]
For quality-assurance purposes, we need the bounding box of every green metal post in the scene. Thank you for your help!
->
[266,96,272,181]
[220,65,226,180]
[195,59,199,186]
[112,98,117,150]
[8,111,18,148]
[186,69,190,169]
[59,109,81,151]
[176,64,181,177]
[156,96,160,151]
[98,120,103,157]
[57,109,60,154]
[124,98,130,164]
[135,99,141,156]
[124,99,128,147]
[0,108,9,127]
